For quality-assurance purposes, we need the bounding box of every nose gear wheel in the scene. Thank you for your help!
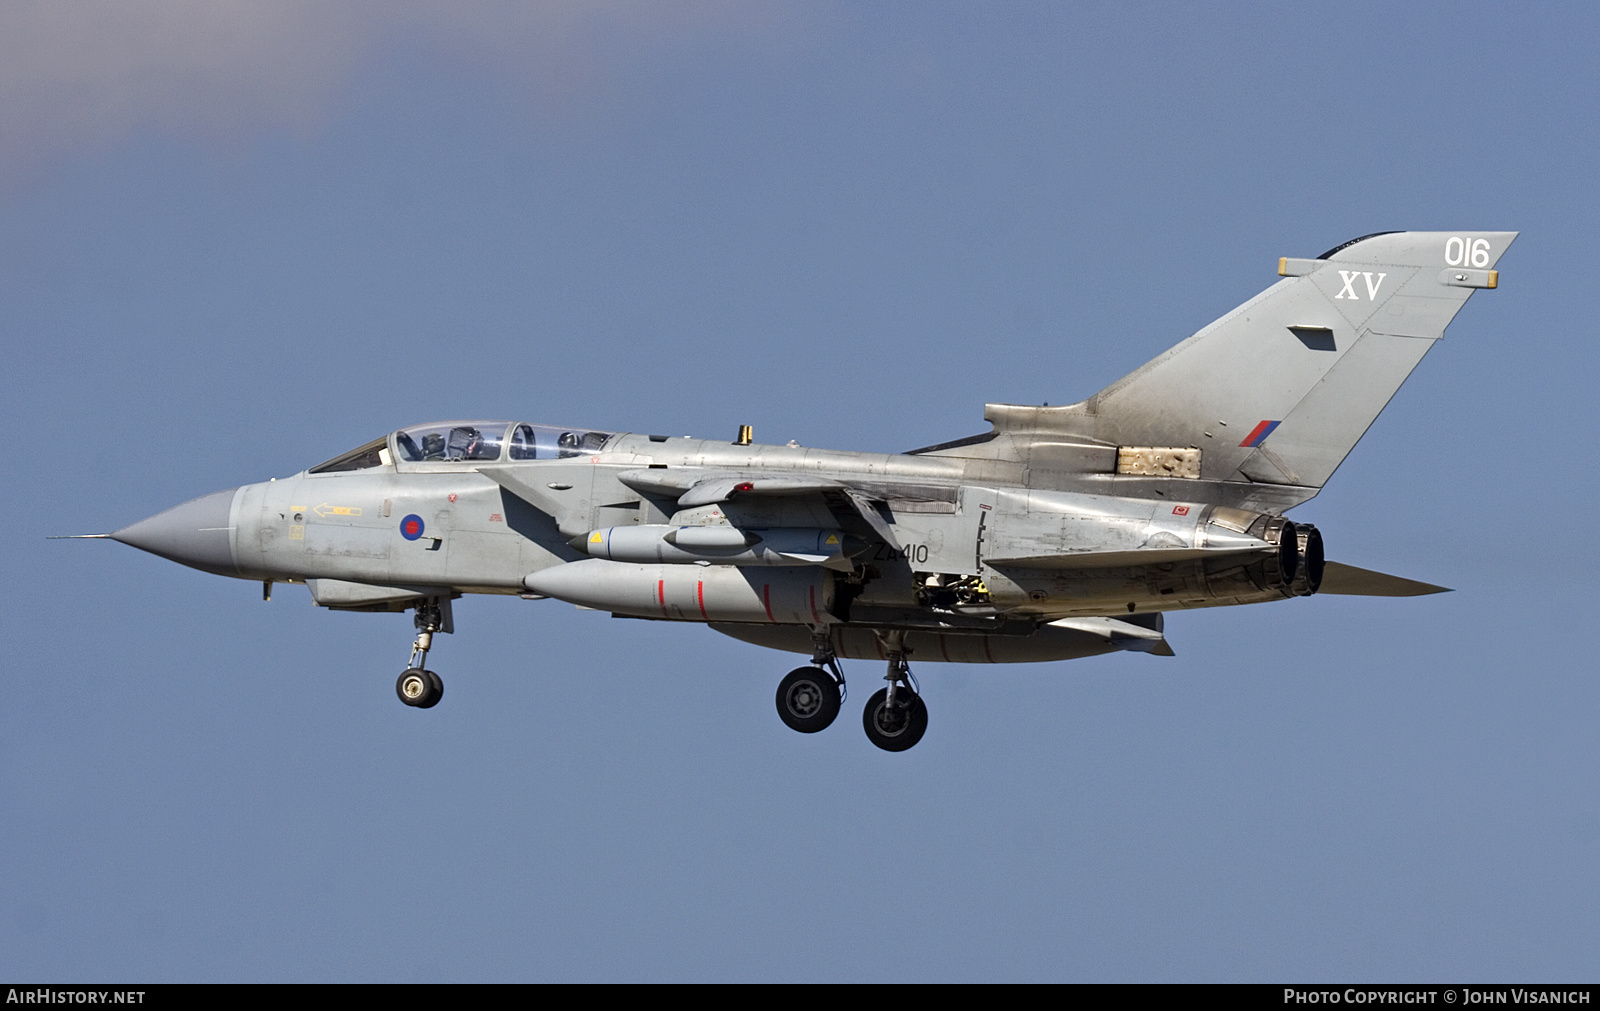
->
[396,668,443,708]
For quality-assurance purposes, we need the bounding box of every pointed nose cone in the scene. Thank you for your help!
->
[112,487,241,576]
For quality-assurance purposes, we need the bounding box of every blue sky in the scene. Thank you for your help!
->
[4,2,1597,981]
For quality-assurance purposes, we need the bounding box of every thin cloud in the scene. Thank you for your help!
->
[0,1,797,185]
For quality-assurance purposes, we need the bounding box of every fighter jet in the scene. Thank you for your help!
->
[84,230,1514,751]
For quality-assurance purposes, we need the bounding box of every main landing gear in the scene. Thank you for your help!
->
[396,599,446,709]
[773,628,928,752]
[861,632,927,752]
[774,628,847,733]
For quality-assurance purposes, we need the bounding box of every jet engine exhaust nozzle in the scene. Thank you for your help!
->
[1290,523,1324,596]
[1221,513,1300,596]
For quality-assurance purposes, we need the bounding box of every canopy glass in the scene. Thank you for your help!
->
[309,421,613,473]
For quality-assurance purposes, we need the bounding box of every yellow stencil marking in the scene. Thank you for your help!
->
[313,503,362,518]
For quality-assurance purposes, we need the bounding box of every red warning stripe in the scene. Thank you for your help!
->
[761,584,775,622]
[658,578,668,618]
[697,580,708,620]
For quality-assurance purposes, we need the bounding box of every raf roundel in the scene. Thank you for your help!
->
[400,514,426,541]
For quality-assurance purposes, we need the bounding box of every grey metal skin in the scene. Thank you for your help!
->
[106,231,1504,665]
[110,488,241,577]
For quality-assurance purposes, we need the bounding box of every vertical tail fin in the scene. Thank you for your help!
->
[988,230,1516,491]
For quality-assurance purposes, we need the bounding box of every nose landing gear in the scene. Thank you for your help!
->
[396,598,449,709]
[396,667,443,708]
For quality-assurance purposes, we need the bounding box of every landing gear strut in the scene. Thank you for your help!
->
[774,627,847,733]
[862,631,927,752]
[396,599,446,709]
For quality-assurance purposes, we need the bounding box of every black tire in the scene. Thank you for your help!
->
[418,669,444,709]
[396,667,442,708]
[775,666,841,733]
[862,687,928,752]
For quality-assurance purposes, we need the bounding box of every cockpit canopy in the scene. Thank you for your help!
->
[395,421,508,462]
[307,420,612,473]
